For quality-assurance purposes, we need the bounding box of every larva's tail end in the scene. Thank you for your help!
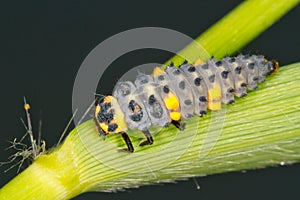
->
[273,60,279,74]
[266,60,279,76]
[269,60,279,75]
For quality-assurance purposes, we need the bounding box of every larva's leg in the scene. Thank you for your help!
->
[93,117,106,140]
[120,132,134,152]
[171,120,186,131]
[139,130,154,146]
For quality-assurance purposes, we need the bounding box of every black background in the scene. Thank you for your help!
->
[0,1,299,199]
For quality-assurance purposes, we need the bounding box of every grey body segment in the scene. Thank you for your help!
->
[113,81,151,131]
[165,66,195,119]
[194,60,223,107]
[223,56,248,97]
[252,55,275,83]
[153,67,181,113]
[208,58,235,104]
[134,74,171,127]
[236,54,259,90]
[180,63,208,116]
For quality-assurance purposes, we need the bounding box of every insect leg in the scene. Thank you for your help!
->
[139,129,154,146]
[171,120,186,131]
[121,132,134,152]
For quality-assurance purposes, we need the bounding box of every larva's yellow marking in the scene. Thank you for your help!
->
[170,112,181,121]
[207,86,222,111]
[164,93,180,111]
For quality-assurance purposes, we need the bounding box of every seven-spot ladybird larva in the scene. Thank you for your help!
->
[94,54,279,152]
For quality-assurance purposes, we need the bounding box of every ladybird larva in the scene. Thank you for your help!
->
[94,54,279,152]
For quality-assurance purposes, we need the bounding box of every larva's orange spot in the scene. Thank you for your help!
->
[207,86,222,111]
[100,123,109,133]
[170,112,181,121]
[103,96,113,103]
[95,105,100,117]
[153,66,165,77]
[164,93,180,111]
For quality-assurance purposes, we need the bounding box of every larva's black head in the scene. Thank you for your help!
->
[94,96,127,134]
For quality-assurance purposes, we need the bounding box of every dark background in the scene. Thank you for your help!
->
[0,0,299,199]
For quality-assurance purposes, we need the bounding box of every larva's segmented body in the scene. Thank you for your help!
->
[94,54,279,152]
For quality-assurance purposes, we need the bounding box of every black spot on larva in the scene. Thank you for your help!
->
[241,83,247,87]
[178,81,185,89]
[184,99,192,105]
[228,99,235,104]
[97,112,106,123]
[108,124,118,132]
[148,95,156,105]
[200,110,207,115]
[163,85,170,93]
[173,69,181,75]
[248,62,255,70]
[131,110,143,122]
[183,60,188,65]
[169,62,174,67]
[253,76,259,81]
[105,102,112,110]
[221,71,229,79]
[201,64,209,69]
[215,60,222,66]
[235,66,242,74]
[158,75,165,81]
[259,61,265,66]
[194,77,201,86]
[141,79,148,84]
[229,57,236,63]
[128,100,136,111]
[209,75,215,83]
[101,102,111,113]
[130,114,142,122]
[188,66,196,72]
[199,96,207,102]
[128,100,143,122]
[106,109,114,123]
[227,88,234,93]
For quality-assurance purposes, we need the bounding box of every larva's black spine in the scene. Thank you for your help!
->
[95,54,279,152]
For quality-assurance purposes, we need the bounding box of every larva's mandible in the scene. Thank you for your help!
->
[94,54,279,152]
